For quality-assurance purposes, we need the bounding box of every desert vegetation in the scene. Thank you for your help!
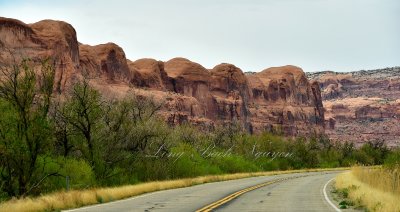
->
[335,156,400,212]
[335,149,400,211]
[0,59,399,211]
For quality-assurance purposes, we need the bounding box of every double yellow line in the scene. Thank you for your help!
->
[195,176,301,212]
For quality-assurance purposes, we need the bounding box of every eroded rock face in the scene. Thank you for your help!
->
[0,17,79,93]
[0,17,43,50]
[210,63,251,130]
[247,66,324,135]
[163,58,218,120]
[79,43,131,83]
[0,17,325,137]
[308,68,400,147]
[127,58,172,90]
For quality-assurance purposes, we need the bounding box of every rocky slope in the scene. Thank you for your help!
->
[0,17,324,136]
[308,67,400,147]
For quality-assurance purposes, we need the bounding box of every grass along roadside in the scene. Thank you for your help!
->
[335,167,400,212]
[0,167,347,212]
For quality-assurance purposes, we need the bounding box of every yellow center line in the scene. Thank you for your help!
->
[195,176,303,212]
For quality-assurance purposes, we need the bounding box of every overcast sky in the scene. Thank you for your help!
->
[0,0,399,72]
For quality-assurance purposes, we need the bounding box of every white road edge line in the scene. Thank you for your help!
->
[323,178,341,212]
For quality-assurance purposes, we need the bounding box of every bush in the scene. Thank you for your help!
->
[167,143,222,178]
[35,156,95,193]
[384,149,400,169]
[211,155,260,173]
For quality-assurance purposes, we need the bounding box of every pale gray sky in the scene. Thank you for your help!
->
[0,0,399,72]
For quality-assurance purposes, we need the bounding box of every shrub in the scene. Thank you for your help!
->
[35,156,95,193]
[211,155,260,173]
[384,149,400,169]
[167,143,222,178]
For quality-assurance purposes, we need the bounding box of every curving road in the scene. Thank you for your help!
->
[65,171,342,212]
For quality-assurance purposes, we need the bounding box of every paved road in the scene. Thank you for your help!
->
[66,171,341,212]
[215,172,339,212]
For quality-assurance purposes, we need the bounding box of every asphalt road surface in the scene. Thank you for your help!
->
[66,171,342,212]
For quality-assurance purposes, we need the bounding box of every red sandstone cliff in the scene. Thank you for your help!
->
[0,17,325,136]
[247,66,324,135]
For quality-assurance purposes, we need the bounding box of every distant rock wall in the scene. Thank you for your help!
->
[308,68,400,146]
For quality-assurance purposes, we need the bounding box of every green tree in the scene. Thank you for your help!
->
[59,79,103,170]
[0,58,55,197]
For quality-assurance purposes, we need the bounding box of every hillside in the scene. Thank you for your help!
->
[0,17,324,136]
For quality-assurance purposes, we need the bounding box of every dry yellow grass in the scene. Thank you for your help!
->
[352,166,400,195]
[0,167,347,212]
[335,167,400,212]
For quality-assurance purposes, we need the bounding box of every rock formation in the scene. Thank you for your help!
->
[0,17,79,93]
[0,17,325,136]
[247,66,324,135]
[308,68,400,147]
